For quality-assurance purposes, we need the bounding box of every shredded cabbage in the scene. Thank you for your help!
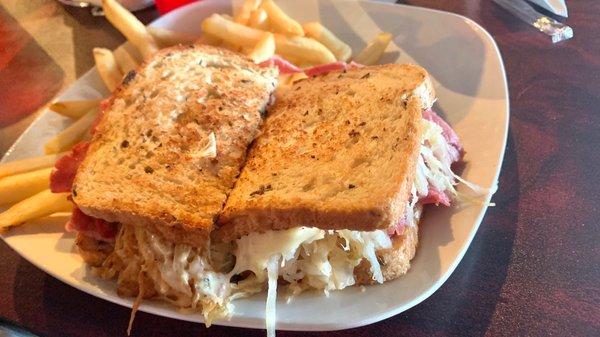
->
[415,117,496,208]
[265,255,279,337]
[232,228,391,293]
[416,118,459,199]
[95,225,234,325]
[231,227,392,336]
[191,132,217,159]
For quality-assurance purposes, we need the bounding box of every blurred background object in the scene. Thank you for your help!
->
[494,0,572,43]
[154,0,197,14]
[0,318,38,337]
[529,0,568,17]
[57,0,155,11]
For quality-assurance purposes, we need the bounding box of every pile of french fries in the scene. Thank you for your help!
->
[0,0,393,231]
[199,0,393,84]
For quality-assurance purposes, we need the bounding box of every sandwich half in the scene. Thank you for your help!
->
[214,64,463,316]
[73,44,278,248]
[50,44,278,322]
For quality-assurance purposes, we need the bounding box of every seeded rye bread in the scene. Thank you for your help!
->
[73,44,278,248]
[216,64,435,242]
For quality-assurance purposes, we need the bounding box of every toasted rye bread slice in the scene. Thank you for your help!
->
[73,45,278,248]
[215,64,434,241]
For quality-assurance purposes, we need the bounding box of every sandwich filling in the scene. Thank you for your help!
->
[232,227,395,336]
[233,228,393,294]
[93,224,234,325]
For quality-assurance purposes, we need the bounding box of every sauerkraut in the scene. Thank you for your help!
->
[231,227,393,337]
[232,228,392,292]
[94,224,234,325]
[415,117,459,200]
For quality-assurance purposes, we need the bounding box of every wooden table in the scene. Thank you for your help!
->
[1,1,599,336]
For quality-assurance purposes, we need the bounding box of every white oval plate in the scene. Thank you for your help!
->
[0,0,508,332]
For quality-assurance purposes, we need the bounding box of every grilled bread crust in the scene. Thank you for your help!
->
[355,215,420,284]
[75,233,114,267]
[73,44,278,248]
[216,64,434,242]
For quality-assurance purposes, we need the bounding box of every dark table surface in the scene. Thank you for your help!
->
[1,1,599,336]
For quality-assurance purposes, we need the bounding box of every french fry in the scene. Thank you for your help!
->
[197,32,222,46]
[248,9,269,30]
[279,54,303,67]
[209,14,236,53]
[102,0,159,58]
[0,152,67,179]
[94,48,123,92]
[248,32,275,63]
[49,99,101,119]
[278,73,292,86]
[44,109,98,154]
[201,14,264,48]
[221,40,243,52]
[278,72,308,88]
[0,168,52,205]
[234,0,261,25]
[274,34,336,65]
[303,22,352,62]
[113,42,142,74]
[147,26,198,48]
[201,16,334,64]
[0,190,72,230]
[354,32,393,65]
[261,0,304,36]
[288,72,308,84]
